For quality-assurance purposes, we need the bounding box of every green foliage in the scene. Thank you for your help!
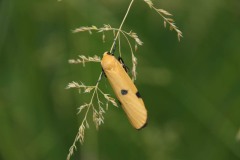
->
[0,0,240,160]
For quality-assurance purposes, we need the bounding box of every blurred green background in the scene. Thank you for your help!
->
[1,0,240,159]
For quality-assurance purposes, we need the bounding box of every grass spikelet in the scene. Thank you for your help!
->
[68,55,101,66]
[143,0,183,41]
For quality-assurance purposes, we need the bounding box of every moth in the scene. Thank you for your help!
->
[101,52,147,129]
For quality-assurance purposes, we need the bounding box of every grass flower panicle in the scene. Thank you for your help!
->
[66,0,182,159]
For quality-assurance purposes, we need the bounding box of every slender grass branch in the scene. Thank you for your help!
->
[110,0,135,53]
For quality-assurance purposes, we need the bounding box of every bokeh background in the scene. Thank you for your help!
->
[1,0,240,159]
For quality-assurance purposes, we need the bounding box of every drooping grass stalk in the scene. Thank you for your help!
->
[110,0,135,53]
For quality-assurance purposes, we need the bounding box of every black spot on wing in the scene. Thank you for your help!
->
[136,91,141,98]
[121,89,128,95]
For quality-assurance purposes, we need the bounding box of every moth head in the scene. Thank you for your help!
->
[101,52,116,70]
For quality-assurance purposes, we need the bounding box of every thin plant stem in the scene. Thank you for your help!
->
[110,0,135,53]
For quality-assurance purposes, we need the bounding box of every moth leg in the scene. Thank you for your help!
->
[118,57,129,73]
[102,68,107,78]
[117,99,122,106]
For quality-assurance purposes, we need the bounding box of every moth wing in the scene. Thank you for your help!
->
[101,53,147,129]
[120,90,147,130]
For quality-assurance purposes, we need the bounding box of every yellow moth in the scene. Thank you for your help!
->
[101,52,147,130]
